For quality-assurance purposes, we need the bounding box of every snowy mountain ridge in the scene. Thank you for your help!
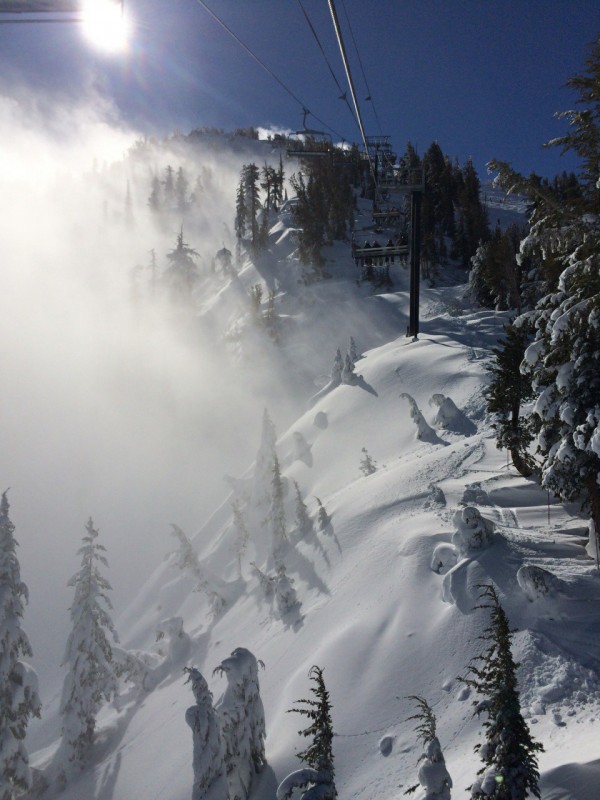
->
[1,111,596,800]
[25,196,600,800]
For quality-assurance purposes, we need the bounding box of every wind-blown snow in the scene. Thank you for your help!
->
[11,131,600,800]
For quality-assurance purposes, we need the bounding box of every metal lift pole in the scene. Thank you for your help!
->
[407,187,422,340]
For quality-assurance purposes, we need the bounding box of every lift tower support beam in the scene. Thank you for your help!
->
[407,188,422,340]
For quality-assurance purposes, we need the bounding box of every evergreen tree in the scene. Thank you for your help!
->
[124,180,134,228]
[242,163,262,254]
[58,519,120,772]
[148,173,161,213]
[469,224,524,311]
[331,349,343,384]
[341,353,356,385]
[231,500,250,579]
[164,227,201,302]
[523,238,600,532]
[235,179,247,241]
[461,585,542,800]
[270,455,287,569]
[184,667,227,800]
[289,150,354,278]
[163,164,175,208]
[274,153,286,209]
[214,648,266,800]
[250,562,275,600]
[249,284,263,322]
[405,696,452,800]
[170,525,225,616]
[359,447,377,476]
[175,166,189,215]
[277,665,336,800]
[260,163,277,212]
[273,564,300,619]
[490,37,600,534]
[314,498,331,532]
[485,322,537,478]
[264,289,279,342]
[252,409,277,508]
[0,491,41,800]
[290,170,327,274]
[292,480,312,536]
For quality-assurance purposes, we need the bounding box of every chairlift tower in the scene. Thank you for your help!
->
[355,139,424,339]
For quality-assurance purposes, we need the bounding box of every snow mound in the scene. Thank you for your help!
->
[430,543,458,575]
[429,393,476,435]
[451,506,495,556]
[517,565,569,603]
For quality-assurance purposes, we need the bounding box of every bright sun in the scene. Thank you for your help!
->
[81,0,130,53]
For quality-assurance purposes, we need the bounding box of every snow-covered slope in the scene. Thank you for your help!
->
[28,196,600,800]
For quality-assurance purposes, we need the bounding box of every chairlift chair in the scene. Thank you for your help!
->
[286,109,333,159]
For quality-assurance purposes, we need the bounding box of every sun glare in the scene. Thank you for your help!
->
[81,0,130,53]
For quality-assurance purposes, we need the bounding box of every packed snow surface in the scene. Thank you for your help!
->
[25,188,600,800]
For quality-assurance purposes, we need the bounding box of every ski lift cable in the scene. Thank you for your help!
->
[327,0,375,181]
[296,0,358,129]
[194,0,346,142]
[339,0,384,137]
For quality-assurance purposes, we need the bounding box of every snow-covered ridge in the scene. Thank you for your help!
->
[19,147,600,800]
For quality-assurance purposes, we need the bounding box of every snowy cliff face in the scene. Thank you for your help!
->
[11,130,600,800]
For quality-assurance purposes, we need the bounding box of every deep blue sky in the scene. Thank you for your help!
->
[1,0,599,179]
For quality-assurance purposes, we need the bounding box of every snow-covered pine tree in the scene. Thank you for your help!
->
[231,500,250,578]
[250,562,276,600]
[274,565,300,619]
[349,336,359,364]
[213,648,266,800]
[404,696,452,800]
[489,38,600,537]
[341,353,356,385]
[170,525,225,616]
[242,163,262,255]
[252,408,277,508]
[270,455,288,568]
[0,491,41,800]
[461,585,542,800]
[163,227,201,302]
[314,498,331,533]
[292,480,313,537]
[184,667,227,800]
[359,447,377,476]
[400,393,440,443]
[58,518,121,773]
[521,239,600,536]
[331,349,343,384]
[276,665,336,800]
[235,178,247,241]
[485,322,537,479]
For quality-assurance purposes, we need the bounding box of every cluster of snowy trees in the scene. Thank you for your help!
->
[234,160,286,255]
[289,148,356,278]
[402,588,542,800]
[484,37,600,550]
[0,501,130,794]
[398,140,491,278]
[180,582,543,800]
[227,408,332,621]
[0,492,41,800]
